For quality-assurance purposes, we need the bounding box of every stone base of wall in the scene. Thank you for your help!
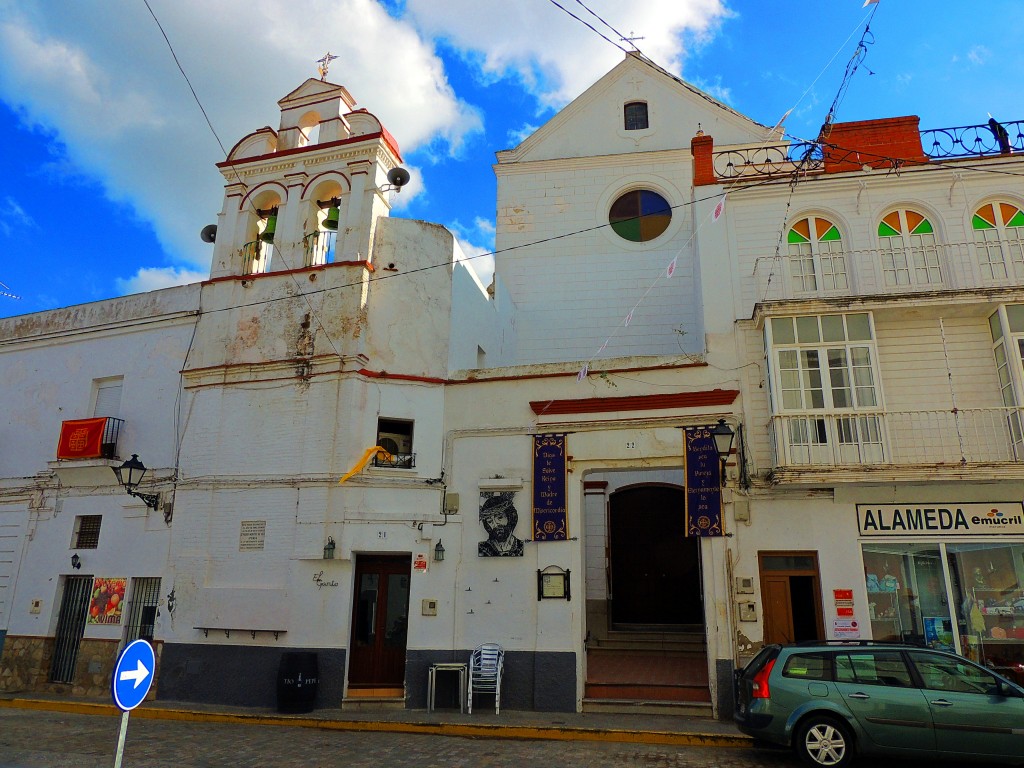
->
[157,644,577,712]
[0,636,146,698]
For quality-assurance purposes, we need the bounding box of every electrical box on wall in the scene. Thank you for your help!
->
[30,599,42,614]
[421,599,438,616]
[735,576,755,594]
[443,493,460,514]
[738,601,757,622]
[733,498,750,523]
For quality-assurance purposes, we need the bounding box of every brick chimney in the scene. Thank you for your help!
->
[821,116,929,173]
[691,133,716,186]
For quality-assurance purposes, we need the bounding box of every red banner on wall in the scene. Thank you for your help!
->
[56,418,107,459]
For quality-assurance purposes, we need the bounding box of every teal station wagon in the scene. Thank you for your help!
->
[735,642,1024,766]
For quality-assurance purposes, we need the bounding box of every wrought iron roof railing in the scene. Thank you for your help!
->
[921,120,1024,159]
[713,142,824,179]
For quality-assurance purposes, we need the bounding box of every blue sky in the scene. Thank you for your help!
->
[0,0,1020,318]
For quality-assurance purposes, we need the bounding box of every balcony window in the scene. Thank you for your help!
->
[768,314,883,465]
[973,202,1024,281]
[989,306,1024,458]
[786,216,848,293]
[878,209,942,287]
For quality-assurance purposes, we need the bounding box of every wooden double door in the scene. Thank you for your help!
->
[348,556,411,688]
[609,486,703,626]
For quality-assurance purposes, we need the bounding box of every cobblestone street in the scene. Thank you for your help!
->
[0,707,982,768]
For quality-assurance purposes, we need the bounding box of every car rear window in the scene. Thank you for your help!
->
[835,651,913,687]
[743,645,779,677]
[782,653,832,681]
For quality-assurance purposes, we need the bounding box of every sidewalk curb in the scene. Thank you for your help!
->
[0,697,752,748]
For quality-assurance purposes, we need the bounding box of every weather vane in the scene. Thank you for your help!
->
[316,52,339,81]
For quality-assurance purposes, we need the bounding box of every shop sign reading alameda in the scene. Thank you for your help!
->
[856,503,1024,536]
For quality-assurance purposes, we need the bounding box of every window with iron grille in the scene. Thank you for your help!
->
[72,515,102,549]
[624,101,649,131]
[123,577,161,644]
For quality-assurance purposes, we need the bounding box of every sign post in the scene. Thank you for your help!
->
[110,638,156,768]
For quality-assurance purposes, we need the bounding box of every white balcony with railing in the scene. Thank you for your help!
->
[240,240,274,274]
[770,407,1024,468]
[752,241,1024,305]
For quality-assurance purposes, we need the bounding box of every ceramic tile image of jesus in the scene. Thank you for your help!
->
[478,491,524,557]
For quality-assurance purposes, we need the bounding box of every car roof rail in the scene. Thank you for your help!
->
[792,640,916,647]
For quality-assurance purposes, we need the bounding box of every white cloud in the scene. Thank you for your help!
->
[690,76,731,105]
[115,266,208,294]
[507,122,540,146]
[404,0,729,108]
[0,0,481,272]
[0,196,36,236]
[448,218,495,286]
[967,45,990,66]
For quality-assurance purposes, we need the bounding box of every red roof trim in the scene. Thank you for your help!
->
[203,260,373,285]
[218,131,401,168]
[529,389,739,415]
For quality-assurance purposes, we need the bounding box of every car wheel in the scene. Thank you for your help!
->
[795,715,854,768]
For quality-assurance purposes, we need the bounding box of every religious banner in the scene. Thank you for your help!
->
[56,418,107,459]
[532,434,568,541]
[87,577,127,625]
[684,427,723,537]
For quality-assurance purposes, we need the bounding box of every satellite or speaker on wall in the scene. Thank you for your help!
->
[387,167,411,188]
[200,224,218,243]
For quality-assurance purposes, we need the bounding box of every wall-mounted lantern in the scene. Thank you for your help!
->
[434,540,445,562]
[711,419,736,486]
[71,553,81,570]
[323,536,336,560]
[113,454,161,511]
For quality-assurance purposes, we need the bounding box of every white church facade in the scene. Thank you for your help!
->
[2,53,1023,715]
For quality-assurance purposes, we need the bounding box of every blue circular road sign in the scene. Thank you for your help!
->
[111,639,156,711]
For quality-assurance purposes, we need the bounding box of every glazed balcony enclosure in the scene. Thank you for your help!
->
[769,407,1024,468]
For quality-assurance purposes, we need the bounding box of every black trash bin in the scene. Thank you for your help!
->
[277,651,319,713]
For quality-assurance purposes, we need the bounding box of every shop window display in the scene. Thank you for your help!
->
[863,544,952,651]
[862,542,1024,685]
[947,543,1024,685]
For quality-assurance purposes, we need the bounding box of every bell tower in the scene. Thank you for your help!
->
[205,78,407,280]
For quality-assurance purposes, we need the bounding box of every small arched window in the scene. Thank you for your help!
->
[877,209,941,287]
[787,216,847,292]
[972,202,1024,280]
[624,102,649,131]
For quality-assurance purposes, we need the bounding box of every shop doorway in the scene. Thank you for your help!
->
[609,486,702,627]
[348,555,411,689]
[758,552,825,644]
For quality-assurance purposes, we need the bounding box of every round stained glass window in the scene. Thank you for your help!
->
[609,190,672,242]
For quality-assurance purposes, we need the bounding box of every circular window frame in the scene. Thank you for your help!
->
[607,188,673,244]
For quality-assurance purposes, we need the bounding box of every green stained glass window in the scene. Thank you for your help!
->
[820,226,841,242]
[609,190,672,242]
[973,214,995,230]
[1009,210,1024,228]
[911,218,933,235]
[788,229,809,244]
[878,221,900,237]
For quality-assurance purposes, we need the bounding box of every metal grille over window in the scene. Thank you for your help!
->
[123,577,161,644]
[50,575,92,683]
[73,515,102,549]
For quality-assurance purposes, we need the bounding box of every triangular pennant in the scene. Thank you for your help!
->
[666,257,677,278]
[624,309,634,327]
[577,363,589,382]
[713,196,726,221]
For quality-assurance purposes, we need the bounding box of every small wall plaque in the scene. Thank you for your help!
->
[537,566,570,601]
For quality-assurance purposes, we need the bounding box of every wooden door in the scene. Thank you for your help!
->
[609,486,702,626]
[348,555,411,687]
[758,552,824,645]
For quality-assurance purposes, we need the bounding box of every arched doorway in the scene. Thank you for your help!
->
[609,485,702,627]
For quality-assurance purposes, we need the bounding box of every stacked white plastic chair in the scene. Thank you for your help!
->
[467,643,504,714]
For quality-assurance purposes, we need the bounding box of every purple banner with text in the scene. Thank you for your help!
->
[533,434,568,541]
[684,427,723,537]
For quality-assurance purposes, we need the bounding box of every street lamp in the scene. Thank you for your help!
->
[711,419,736,486]
[113,454,161,511]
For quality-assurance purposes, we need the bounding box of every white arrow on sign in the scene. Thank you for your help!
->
[119,659,150,689]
